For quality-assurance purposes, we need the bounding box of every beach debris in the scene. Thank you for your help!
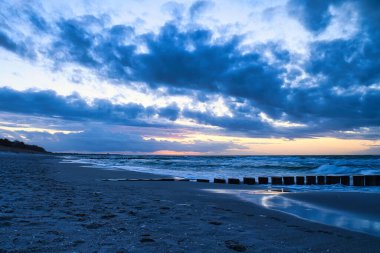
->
[83,222,104,229]
[176,203,192,206]
[92,192,102,196]
[74,213,87,217]
[0,215,14,221]
[101,213,117,219]
[225,240,247,252]
[47,230,62,235]
[0,221,11,227]
[208,221,222,225]
[140,237,155,243]
[116,249,128,253]
[72,239,85,246]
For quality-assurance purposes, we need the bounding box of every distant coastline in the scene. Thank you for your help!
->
[0,138,49,154]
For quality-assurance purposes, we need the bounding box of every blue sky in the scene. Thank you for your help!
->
[0,0,379,154]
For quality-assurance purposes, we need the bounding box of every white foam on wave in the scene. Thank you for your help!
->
[312,164,377,175]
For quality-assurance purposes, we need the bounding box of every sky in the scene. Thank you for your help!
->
[0,0,379,155]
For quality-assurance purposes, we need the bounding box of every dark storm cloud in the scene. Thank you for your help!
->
[0,124,245,153]
[50,16,103,68]
[132,23,287,117]
[189,0,213,20]
[281,0,380,137]
[183,107,270,133]
[33,14,288,125]
[158,103,180,121]
[0,1,41,59]
[287,0,342,33]
[287,0,380,88]
[0,31,33,59]
[26,9,50,32]
[47,126,244,153]
[0,87,181,126]
[45,18,286,112]
[0,31,21,54]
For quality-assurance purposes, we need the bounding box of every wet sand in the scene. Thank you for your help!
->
[285,192,380,219]
[1,153,380,252]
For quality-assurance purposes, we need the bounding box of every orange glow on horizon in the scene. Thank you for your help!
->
[144,133,380,155]
[152,150,204,155]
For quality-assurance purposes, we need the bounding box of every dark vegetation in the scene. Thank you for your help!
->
[0,138,48,153]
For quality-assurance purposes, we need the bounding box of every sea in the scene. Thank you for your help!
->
[61,154,380,192]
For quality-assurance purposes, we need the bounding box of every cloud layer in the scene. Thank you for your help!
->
[0,0,379,152]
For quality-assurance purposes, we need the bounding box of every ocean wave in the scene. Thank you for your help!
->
[312,164,378,175]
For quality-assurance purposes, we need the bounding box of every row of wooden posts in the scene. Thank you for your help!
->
[196,175,380,186]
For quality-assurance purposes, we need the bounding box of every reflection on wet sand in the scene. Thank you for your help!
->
[206,189,380,237]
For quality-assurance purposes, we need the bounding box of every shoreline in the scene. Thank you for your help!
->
[1,153,380,252]
[59,154,380,190]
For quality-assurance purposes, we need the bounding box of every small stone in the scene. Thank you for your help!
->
[101,213,117,219]
[208,221,222,225]
[140,238,155,243]
[0,215,14,221]
[0,222,11,227]
[225,240,247,252]
[83,222,103,229]
[75,213,87,217]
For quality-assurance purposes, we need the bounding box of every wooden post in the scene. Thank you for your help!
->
[271,176,282,185]
[365,175,376,186]
[283,176,295,185]
[214,178,226,184]
[228,178,240,184]
[326,176,340,185]
[197,179,209,183]
[243,177,255,185]
[353,175,364,186]
[340,176,350,186]
[376,175,380,186]
[296,176,305,185]
[258,177,268,184]
[317,176,325,185]
[306,176,316,185]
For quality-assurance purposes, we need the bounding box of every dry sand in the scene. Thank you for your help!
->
[1,153,380,252]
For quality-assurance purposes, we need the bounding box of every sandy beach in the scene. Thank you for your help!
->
[1,153,380,252]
